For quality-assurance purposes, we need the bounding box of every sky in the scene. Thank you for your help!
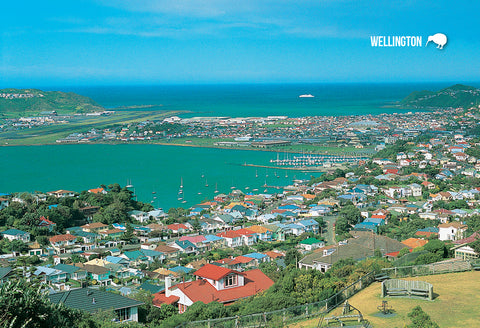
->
[1,0,479,86]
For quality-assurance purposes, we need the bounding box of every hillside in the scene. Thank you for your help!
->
[0,88,103,114]
[398,84,480,109]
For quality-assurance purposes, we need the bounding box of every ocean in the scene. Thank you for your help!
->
[56,82,463,117]
[2,82,472,209]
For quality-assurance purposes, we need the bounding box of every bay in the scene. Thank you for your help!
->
[0,144,319,209]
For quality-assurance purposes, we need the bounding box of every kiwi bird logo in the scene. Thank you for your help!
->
[426,33,447,49]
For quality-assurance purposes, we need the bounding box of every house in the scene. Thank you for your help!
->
[172,240,197,255]
[88,187,107,194]
[415,227,439,238]
[49,288,144,322]
[105,256,130,267]
[409,183,423,197]
[75,264,112,286]
[243,252,269,265]
[47,190,76,198]
[167,223,190,234]
[299,232,406,272]
[54,263,88,281]
[245,225,273,242]
[37,216,57,232]
[297,219,320,234]
[128,210,150,223]
[0,197,9,210]
[121,251,149,267]
[299,238,325,251]
[438,222,468,241]
[81,222,108,233]
[1,229,30,242]
[0,267,14,283]
[153,264,274,313]
[401,238,428,249]
[33,266,67,284]
[49,234,78,252]
[99,229,123,240]
[155,244,181,259]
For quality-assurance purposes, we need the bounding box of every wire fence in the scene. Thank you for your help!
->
[380,259,472,278]
[176,271,375,328]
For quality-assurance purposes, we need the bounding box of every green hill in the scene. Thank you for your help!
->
[0,88,103,114]
[398,84,480,109]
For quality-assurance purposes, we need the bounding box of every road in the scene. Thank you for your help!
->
[322,215,338,245]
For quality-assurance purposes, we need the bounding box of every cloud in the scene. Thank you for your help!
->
[95,0,261,18]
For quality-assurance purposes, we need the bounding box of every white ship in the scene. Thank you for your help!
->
[299,94,314,98]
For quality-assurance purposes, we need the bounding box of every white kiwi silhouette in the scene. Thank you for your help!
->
[426,33,447,49]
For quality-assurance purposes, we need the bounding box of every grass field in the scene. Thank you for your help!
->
[290,270,480,328]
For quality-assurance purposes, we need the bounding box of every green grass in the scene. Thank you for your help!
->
[290,270,480,328]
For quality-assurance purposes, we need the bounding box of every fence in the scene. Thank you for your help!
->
[380,259,472,278]
[176,271,375,328]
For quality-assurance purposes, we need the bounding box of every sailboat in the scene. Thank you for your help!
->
[255,169,258,178]
[178,177,184,198]
[214,183,219,193]
[205,178,209,187]
[126,179,133,188]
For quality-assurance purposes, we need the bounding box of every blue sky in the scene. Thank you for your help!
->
[1,0,479,86]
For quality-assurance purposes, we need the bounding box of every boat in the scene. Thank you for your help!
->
[255,169,258,178]
[182,200,187,203]
[299,94,314,98]
[180,177,184,189]
[205,178,209,187]
[214,183,219,193]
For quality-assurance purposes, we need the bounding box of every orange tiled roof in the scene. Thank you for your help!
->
[194,263,239,280]
[401,238,428,249]
[88,188,105,194]
[49,234,77,243]
[81,222,108,229]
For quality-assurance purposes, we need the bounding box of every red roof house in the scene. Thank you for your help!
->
[153,264,274,313]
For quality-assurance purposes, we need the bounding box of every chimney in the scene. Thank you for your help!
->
[165,276,171,297]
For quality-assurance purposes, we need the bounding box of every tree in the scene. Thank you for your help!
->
[121,223,135,243]
[407,306,440,328]
[8,239,29,254]
[0,279,84,328]
[424,239,446,257]
[285,248,301,267]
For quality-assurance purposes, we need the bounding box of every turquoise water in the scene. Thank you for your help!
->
[0,144,319,209]
[58,82,466,117]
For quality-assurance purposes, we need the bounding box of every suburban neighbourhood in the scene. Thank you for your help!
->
[2,125,480,326]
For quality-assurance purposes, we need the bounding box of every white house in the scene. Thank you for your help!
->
[128,210,150,223]
[409,183,423,197]
[1,229,30,242]
[438,222,468,241]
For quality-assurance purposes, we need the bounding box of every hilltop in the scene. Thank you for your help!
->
[398,84,480,109]
[0,88,103,114]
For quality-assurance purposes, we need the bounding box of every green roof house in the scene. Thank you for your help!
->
[299,237,325,251]
[1,229,30,242]
[49,288,144,322]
